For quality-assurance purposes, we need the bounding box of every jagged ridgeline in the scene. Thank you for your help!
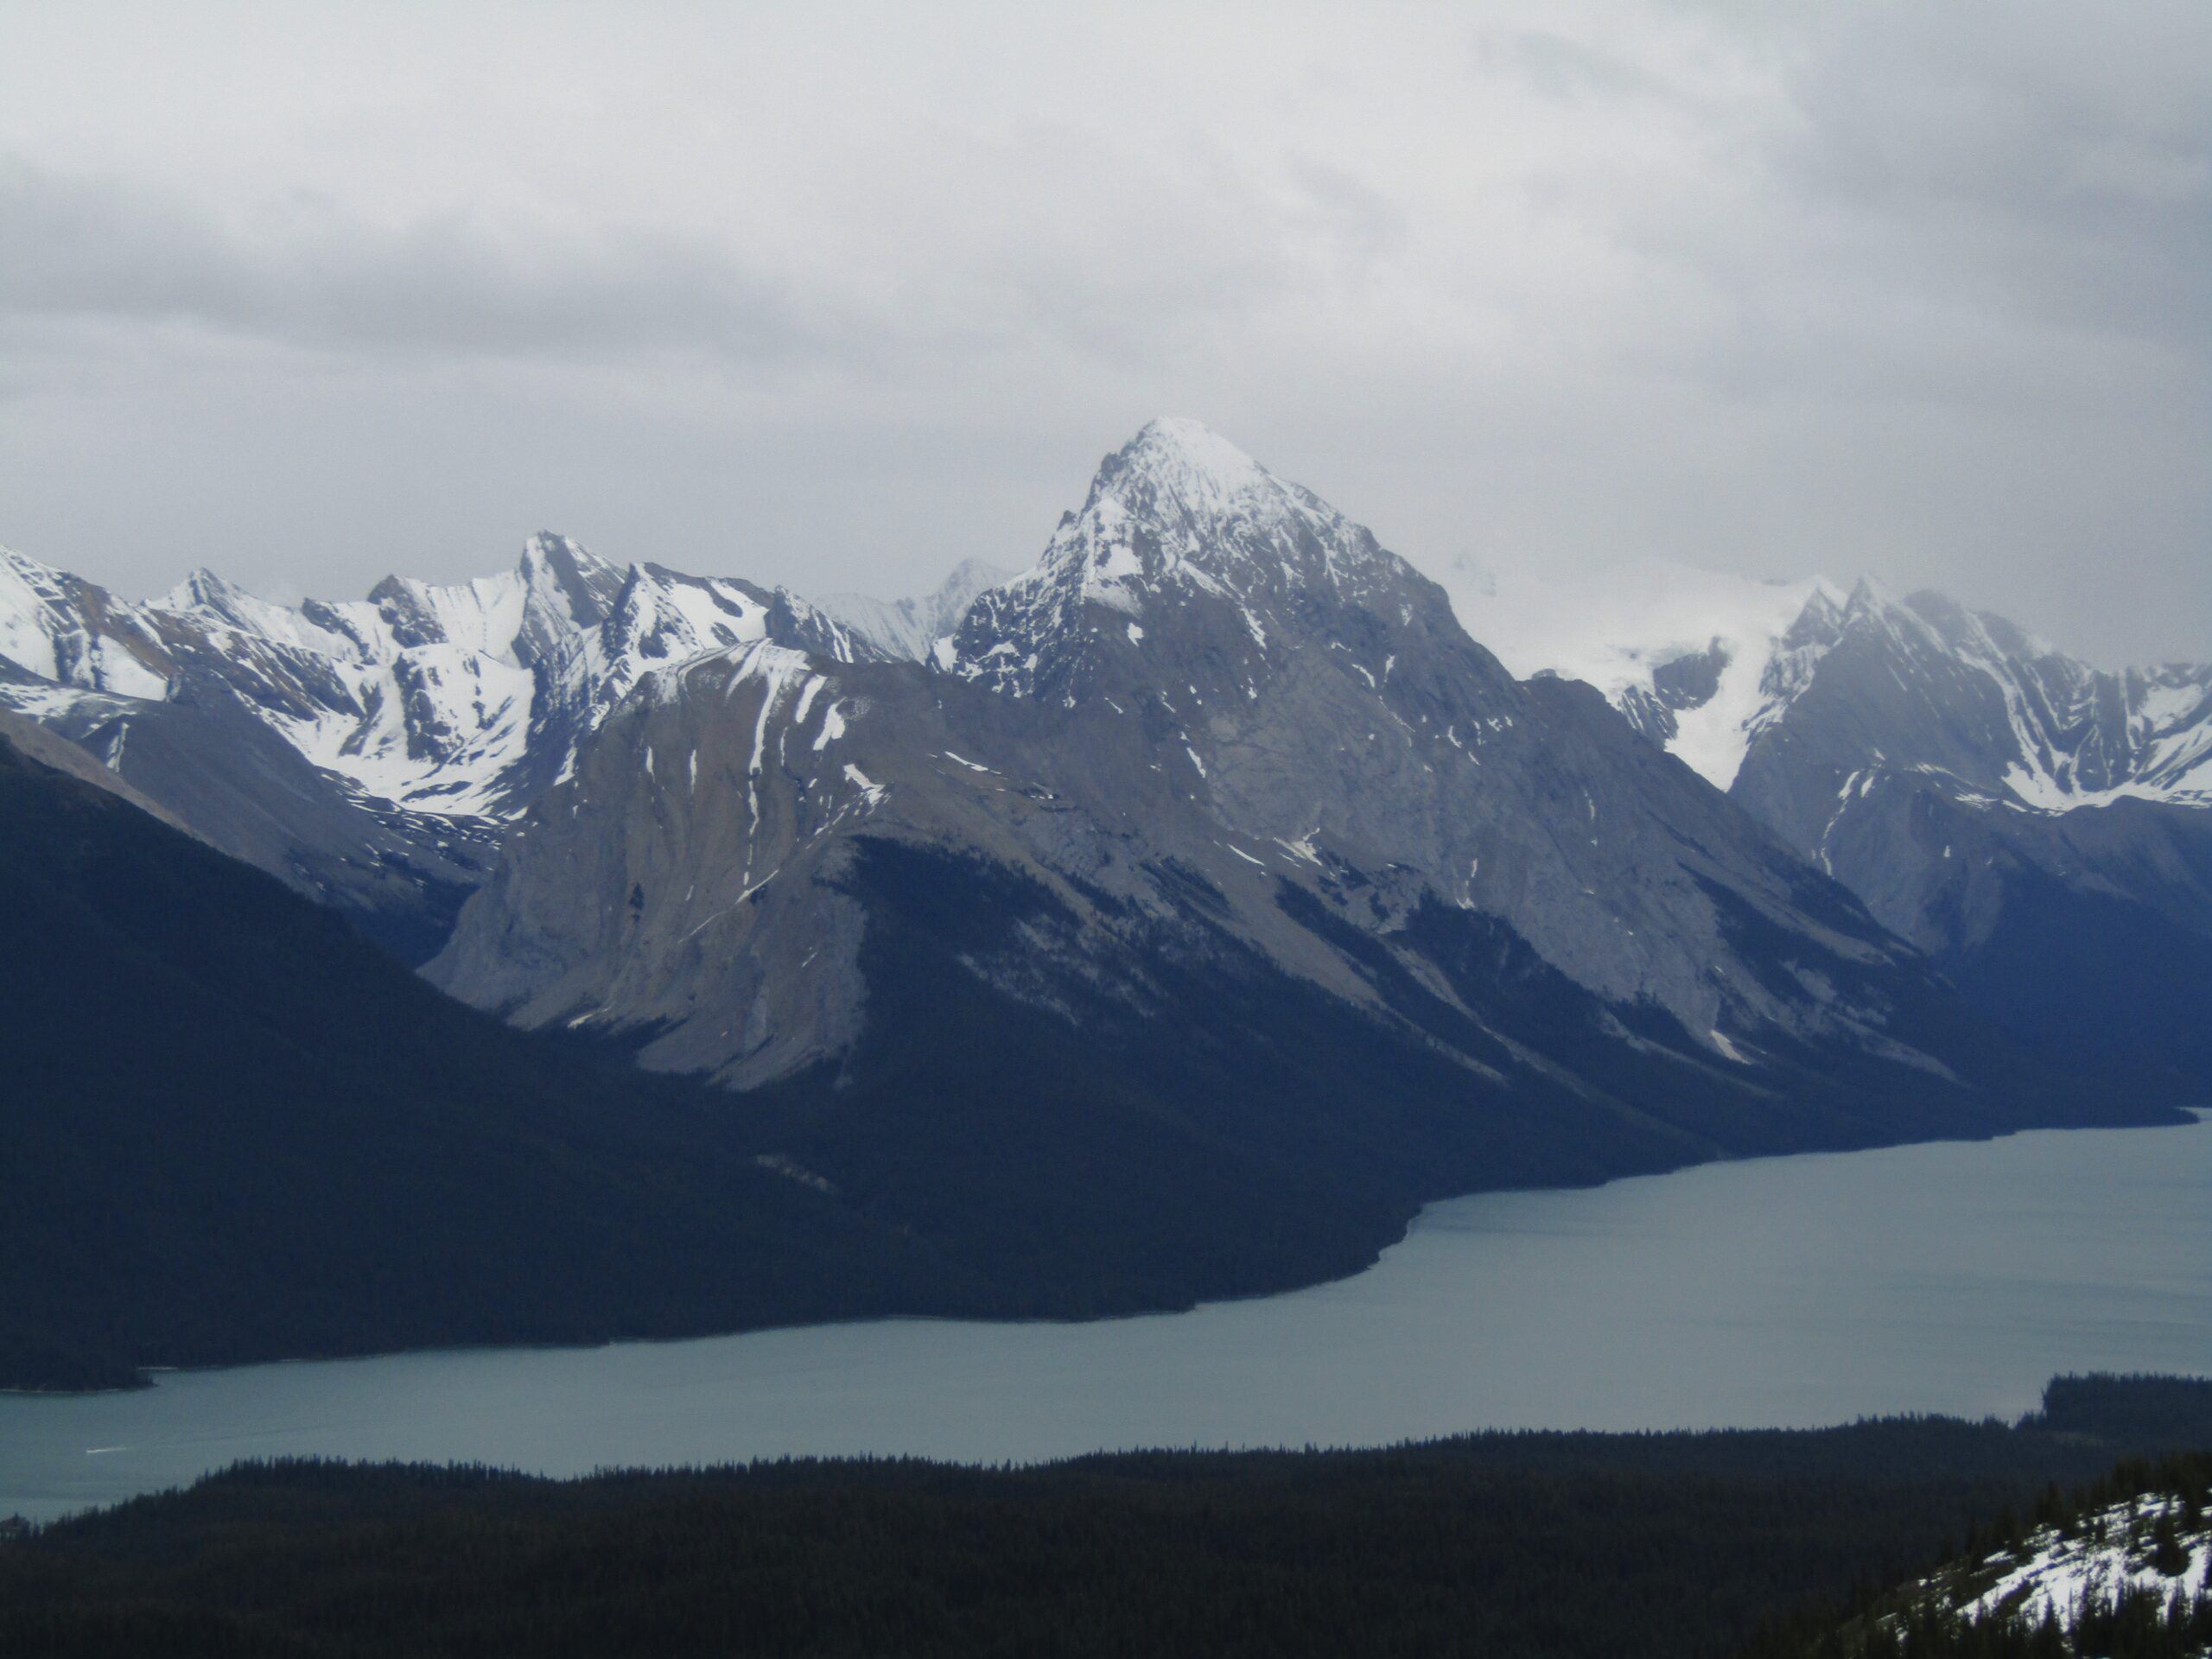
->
[428,422,2153,1129]
[0,531,912,960]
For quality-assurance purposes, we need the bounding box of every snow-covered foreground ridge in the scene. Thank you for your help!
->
[1872,1475,2212,1655]
[1960,1493,2209,1630]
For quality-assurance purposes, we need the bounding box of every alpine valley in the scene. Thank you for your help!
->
[1,418,2202,1390]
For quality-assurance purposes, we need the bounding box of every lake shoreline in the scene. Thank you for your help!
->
[10,1104,2198,1402]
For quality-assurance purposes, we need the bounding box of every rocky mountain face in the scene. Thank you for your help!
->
[0,536,882,958]
[430,422,2145,1275]
[1463,564,2212,1090]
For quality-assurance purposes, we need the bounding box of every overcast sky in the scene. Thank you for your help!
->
[1,1,2204,664]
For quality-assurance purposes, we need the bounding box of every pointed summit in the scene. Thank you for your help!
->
[518,530,614,587]
[1841,574,1904,625]
[947,419,1410,700]
[1077,417,1291,550]
[507,532,620,671]
[516,531,623,636]
[1103,416,1270,511]
[156,566,252,618]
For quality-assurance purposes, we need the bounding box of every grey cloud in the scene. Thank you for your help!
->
[1585,4,2209,433]
[0,143,1333,385]
[0,160,836,365]
[1283,156,1409,275]
[1769,6,2211,349]
[1473,27,1684,106]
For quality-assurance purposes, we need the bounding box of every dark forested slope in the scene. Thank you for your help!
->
[0,730,978,1390]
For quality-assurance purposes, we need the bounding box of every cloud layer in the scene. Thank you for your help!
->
[1,1,2203,664]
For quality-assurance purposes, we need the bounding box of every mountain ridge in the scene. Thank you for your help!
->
[431,420,2154,1287]
[1452,557,2212,1088]
[0,533,908,955]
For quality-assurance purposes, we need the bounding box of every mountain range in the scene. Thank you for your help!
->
[0,533,880,958]
[1447,558,2212,1089]
[1,416,2202,1387]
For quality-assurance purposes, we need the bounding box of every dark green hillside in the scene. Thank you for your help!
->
[0,730,1509,1390]
[0,731,978,1390]
[4,1375,2209,1659]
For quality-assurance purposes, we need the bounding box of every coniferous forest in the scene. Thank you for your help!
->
[4,1376,2210,1658]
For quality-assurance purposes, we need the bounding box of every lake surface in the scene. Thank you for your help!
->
[5,1115,2209,1523]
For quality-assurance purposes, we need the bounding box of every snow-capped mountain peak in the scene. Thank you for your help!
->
[355,531,615,670]
[948,419,1405,700]
[1447,550,2212,1084]
[0,543,173,699]
[155,566,246,616]
[1108,415,1271,516]
[1758,578,2212,814]
[1076,416,1392,597]
[1449,554,2212,815]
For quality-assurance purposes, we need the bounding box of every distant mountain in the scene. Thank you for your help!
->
[817,557,1011,661]
[1444,558,1847,787]
[0,536,879,957]
[431,421,2153,1290]
[0,718,988,1391]
[1450,561,2212,1089]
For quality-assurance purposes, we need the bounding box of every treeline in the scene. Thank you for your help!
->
[3,1375,2209,1658]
